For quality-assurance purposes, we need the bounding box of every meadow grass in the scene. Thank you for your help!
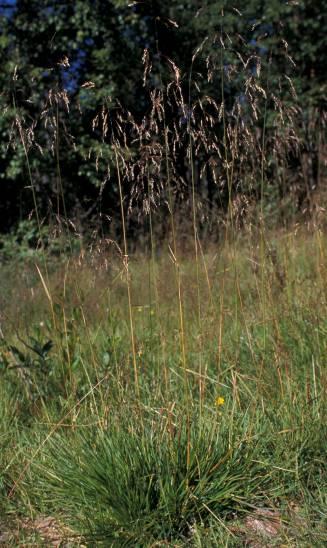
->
[0,9,326,544]
[0,225,326,546]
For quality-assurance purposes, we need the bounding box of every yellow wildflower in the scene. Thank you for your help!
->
[215,396,225,407]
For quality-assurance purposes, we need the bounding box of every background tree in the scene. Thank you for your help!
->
[0,0,326,234]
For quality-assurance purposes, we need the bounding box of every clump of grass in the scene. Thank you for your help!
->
[22,375,325,545]
[28,408,280,544]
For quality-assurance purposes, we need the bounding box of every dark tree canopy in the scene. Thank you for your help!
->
[0,0,326,234]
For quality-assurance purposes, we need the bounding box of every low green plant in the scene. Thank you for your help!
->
[30,409,273,544]
[0,219,81,263]
[0,229,326,545]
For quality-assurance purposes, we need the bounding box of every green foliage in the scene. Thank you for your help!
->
[0,220,47,261]
[0,1,326,232]
[0,389,18,508]
[0,229,326,544]
[0,219,80,262]
[32,411,277,544]
[0,332,57,414]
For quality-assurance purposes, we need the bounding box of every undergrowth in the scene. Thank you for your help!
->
[0,229,326,546]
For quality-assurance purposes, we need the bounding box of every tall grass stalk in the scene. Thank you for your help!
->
[114,145,139,395]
